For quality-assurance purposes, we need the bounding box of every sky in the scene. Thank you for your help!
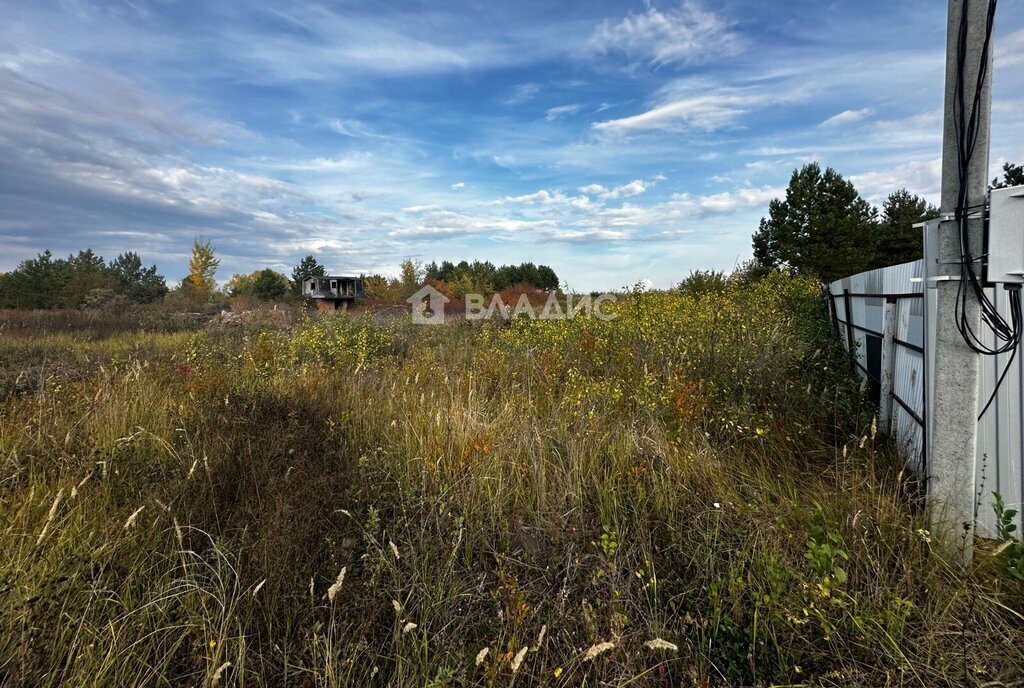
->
[1,1,1023,292]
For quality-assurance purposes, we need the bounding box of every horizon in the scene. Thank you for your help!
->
[2,1,1023,292]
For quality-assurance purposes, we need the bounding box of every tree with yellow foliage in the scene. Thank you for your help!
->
[180,239,220,304]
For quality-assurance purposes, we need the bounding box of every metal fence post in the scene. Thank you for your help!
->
[828,290,840,338]
[879,297,897,434]
[842,289,856,375]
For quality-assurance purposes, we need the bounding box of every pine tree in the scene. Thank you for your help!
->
[0,251,61,308]
[536,265,559,290]
[291,255,326,294]
[752,163,879,283]
[877,189,939,265]
[991,162,1024,190]
[252,269,289,300]
[109,252,167,303]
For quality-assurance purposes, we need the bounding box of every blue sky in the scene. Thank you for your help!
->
[1,0,1022,291]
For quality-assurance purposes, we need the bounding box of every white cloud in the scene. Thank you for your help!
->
[869,110,942,148]
[593,92,769,135]
[585,183,782,228]
[491,183,651,207]
[850,158,942,204]
[544,228,630,243]
[451,181,466,190]
[391,178,767,249]
[267,154,372,172]
[589,1,741,67]
[635,229,696,242]
[389,206,558,240]
[500,189,569,205]
[492,178,659,220]
[545,104,583,121]
[696,186,783,214]
[601,179,648,199]
[401,204,442,214]
[819,108,873,128]
[996,28,1024,68]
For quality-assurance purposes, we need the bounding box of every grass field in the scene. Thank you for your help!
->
[1,274,1022,687]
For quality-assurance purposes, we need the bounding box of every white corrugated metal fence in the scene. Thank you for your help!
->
[829,260,1022,537]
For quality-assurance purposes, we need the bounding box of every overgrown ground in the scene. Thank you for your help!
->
[1,275,1022,687]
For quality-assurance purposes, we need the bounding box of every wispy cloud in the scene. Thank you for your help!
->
[328,119,376,137]
[545,104,583,121]
[507,82,541,104]
[589,1,741,67]
[819,108,872,127]
[594,91,772,135]
[225,6,475,79]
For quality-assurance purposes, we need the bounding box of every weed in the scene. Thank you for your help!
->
[992,491,1024,585]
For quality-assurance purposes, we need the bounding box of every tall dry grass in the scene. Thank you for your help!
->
[0,274,1021,687]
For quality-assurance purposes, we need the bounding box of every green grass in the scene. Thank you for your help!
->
[1,274,1021,687]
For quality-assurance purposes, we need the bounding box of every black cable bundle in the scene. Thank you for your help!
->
[951,0,1024,420]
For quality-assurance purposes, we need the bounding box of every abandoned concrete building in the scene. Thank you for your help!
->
[303,275,363,311]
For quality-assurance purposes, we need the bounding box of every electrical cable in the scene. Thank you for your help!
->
[949,0,1024,420]
[979,320,1020,421]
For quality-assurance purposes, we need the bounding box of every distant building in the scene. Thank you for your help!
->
[304,275,363,311]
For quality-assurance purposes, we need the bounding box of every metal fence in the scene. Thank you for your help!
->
[829,260,1021,537]
[828,262,926,469]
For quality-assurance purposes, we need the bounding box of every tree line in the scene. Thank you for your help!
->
[360,259,560,303]
[0,239,562,310]
[0,249,168,309]
[424,260,559,292]
[751,161,1024,284]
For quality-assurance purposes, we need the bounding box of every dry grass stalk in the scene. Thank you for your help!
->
[211,661,231,684]
[123,505,145,530]
[583,641,615,661]
[36,489,65,546]
[326,567,346,601]
[644,638,678,652]
[510,646,528,673]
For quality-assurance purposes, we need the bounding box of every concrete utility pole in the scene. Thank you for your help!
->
[931,0,993,563]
